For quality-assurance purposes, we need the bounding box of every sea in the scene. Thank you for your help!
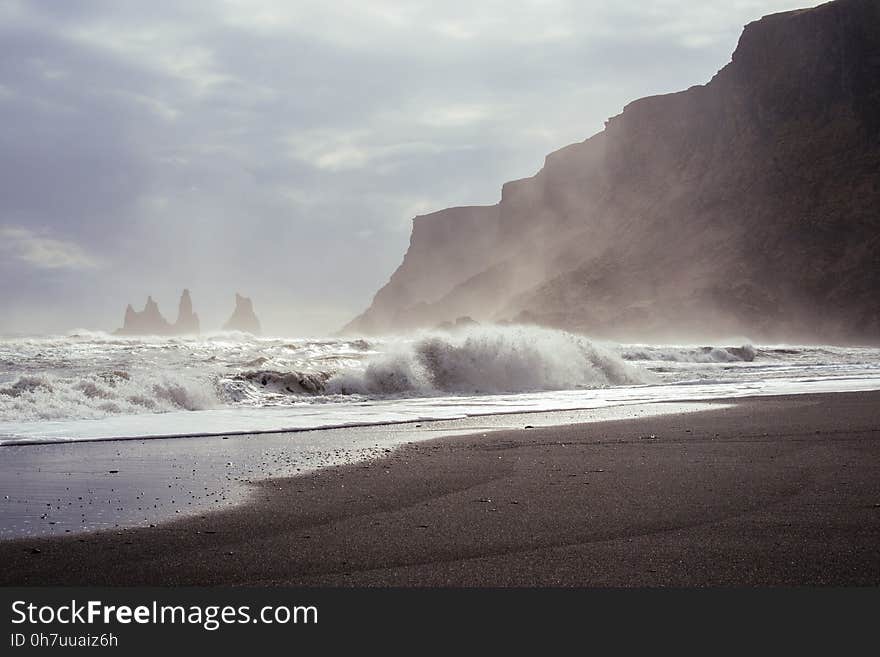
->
[3,324,880,446]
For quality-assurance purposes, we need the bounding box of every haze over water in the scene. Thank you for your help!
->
[3,325,879,445]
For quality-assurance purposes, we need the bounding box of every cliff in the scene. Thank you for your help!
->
[344,0,880,343]
[223,293,262,334]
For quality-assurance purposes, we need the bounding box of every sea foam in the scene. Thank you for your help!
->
[0,370,219,422]
[325,325,645,395]
[620,344,756,363]
[2,328,879,433]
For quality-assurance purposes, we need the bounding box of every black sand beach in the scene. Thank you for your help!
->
[1,391,878,586]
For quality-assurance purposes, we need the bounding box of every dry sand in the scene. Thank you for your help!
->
[1,391,878,586]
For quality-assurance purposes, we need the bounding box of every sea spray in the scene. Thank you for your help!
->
[2,329,878,429]
[0,370,220,422]
[326,325,645,395]
[620,344,756,363]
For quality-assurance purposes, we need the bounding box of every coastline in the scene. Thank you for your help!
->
[0,401,719,539]
[1,390,878,586]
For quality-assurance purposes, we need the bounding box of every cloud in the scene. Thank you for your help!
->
[284,128,477,172]
[419,104,497,127]
[0,226,101,270]
[0,0,822,334]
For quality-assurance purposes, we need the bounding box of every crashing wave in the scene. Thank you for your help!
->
[5,328,880,431]
[322,326,646,395]
[0,370,219,421]
[0,327,647,421]
[224,326,646,398]
[233,370,331,395]
[620,344,756,363]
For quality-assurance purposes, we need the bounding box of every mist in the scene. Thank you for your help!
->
[0,0,814,337]
[3,0,880,597]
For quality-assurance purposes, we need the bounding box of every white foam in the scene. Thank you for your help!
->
[621,344,756,363]
[1,328,879,444]
[326,325,645,395]
[3,372,880,445]
[0,370,219,422]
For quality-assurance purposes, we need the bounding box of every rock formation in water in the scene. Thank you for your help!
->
[115,290,200,335]
[344,0,880,344]
[115,296,172,335]
[173,289,200,334]
[223,293,262,334]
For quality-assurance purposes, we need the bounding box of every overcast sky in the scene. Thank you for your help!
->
[1,0,818,336]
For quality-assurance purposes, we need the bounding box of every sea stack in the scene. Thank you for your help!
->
[223,293,262,335]
[115,296,172,335]
[173,289,200,334]
[115,290,201,335]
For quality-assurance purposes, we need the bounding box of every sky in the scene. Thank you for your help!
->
[0,0,819,336]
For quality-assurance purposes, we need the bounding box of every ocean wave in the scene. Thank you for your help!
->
[2,328,880,430]
[223,327,648,399]
[323,326,646,395]
[0,370,219,421]
[620,344,756,363]
[0,327,645,420]
[231,370,331,396]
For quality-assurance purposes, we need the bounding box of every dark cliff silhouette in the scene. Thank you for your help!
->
[223,293,262,335]
[116,296,171,335]
[174,289,200,334]
[344,0,880,344]
[115,290,200,335]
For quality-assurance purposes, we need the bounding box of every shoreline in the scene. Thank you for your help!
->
[0,399,718,448]
[0,401,718,539]
[5,371,880,446]
[1,390,878,585]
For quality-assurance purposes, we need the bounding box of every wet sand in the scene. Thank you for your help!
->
[0,402,715,539]
[1,391,878,586]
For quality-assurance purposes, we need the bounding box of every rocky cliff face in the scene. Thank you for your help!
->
[344,0,880,343]
[223,293,262,334]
